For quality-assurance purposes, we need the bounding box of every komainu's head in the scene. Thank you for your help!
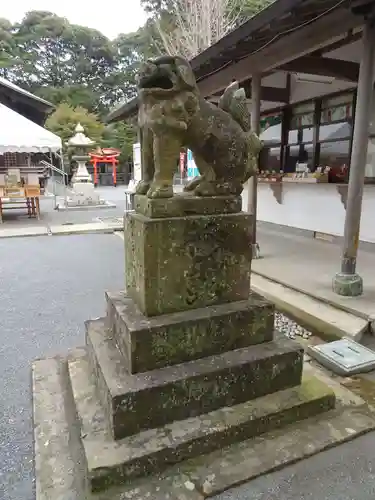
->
[137,55,197,95]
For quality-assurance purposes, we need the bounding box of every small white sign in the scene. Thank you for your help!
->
[133,143,142,182]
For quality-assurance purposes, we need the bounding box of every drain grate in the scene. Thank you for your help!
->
[308,338,375,376]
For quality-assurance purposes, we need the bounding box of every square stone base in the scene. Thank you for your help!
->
[125,210,253,316]
[106,291,275,373]
[86,318,303,440]
[32,348,342,497]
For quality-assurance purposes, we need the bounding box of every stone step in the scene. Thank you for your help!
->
[106,291,275,373]
[67,348,335,492]
[32,353,88,500]
[86,318,304,440]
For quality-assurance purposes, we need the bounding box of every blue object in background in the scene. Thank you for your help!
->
[187,150,199,178]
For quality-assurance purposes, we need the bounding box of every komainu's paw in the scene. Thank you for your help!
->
[135,180,151,195]
[183,176,202,192]
[147,183,173,198]
[223,181,243,196]
[194,181,221,197]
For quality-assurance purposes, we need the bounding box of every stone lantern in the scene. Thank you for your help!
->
[67,123,95,184]
[65,123,103,206]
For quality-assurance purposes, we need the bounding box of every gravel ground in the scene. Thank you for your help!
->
[0,233,124,500]
[275,312,312,340]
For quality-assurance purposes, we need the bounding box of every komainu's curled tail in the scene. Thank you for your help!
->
[219,80,263,182]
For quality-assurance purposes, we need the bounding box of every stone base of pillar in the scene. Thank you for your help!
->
[251,242,261,259]
[332,272,363,297]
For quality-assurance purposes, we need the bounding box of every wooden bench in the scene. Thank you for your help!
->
[0,185,41,223]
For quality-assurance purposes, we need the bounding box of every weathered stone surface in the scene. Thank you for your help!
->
[125,211,252,316]
[96,474,203,500]
[332,272,363,297]
[85,319,303,440]
[134,193,242,218]
[135,56,262,199]
[188,406,375,497]
[106,291,275,373]
[68,349,334,492]
[32,354,88,500]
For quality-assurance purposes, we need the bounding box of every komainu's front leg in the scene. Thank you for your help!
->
[135,126,154,195]
[147,134,182,199]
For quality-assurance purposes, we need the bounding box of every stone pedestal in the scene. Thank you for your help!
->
[68,162,105,207]
[32,192,337,498]
[68,180,103,207]
[83,194,334,485]
[126,195,251,316]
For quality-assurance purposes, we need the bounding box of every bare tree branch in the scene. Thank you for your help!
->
[155,0,243,59]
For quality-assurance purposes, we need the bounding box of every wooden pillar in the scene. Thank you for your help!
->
[113,160,117,187]
[333,18,375,296]
[93,161,98,187]
[247,74,261,258]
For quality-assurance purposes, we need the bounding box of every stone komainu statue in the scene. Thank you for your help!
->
[136,55,263,198]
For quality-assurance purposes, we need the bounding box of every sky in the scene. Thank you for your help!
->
[0,0,149,39]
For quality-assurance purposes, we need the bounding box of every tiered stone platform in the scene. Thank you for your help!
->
[33,193,341,499]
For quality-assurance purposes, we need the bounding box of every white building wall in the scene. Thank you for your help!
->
[290,79,355,103]
[243,183,375,244]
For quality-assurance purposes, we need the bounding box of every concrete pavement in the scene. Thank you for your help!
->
[254,223,375,320]
[0,187,126,238]
[213,431,375,500]
[0,186,125,231]
[0,233,125,500]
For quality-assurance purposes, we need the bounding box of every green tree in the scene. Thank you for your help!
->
[11,11,71,89]
[7,11,118,115]
[45,103,105,145]
[0,18,17,78]
[36,85,99,112]
[111,21,160,102]
[103,122,137,162]
[0,10,159,115]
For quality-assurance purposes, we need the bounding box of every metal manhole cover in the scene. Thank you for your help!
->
[308,338,375,376]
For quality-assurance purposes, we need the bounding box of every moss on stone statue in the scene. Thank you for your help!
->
[106,291,275,374]
[88,373,335,493]
[110,339,303,440]
[125,211,253,317]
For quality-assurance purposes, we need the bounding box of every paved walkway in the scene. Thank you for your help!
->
[254,224,375,320]
[0,187,126,237]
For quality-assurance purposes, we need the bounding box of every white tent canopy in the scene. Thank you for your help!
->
[0,103,62,153]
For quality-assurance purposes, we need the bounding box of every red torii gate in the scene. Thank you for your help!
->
[88,147,120,187]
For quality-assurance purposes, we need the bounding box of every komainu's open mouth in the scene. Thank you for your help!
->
[138,68,174,90]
